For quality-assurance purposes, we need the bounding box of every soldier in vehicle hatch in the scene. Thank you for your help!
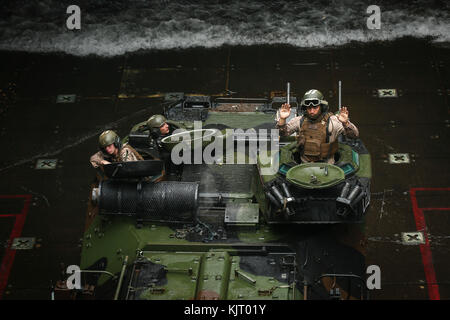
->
[130,114,188,149]
[276,89,359,164]
[131,114,189,176]
[90,130,144,169]
[146,114,176,147]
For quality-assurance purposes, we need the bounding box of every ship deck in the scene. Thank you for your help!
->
[0,38,449,299]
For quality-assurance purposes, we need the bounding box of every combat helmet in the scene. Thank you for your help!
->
[300,89,329,115]
[98,130,121,151]
[147,114,167,129]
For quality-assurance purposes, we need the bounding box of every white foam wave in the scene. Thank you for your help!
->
[0,0,448,56]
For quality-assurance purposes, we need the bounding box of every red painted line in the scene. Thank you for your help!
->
[0,195,32,199]
[410,188,450,192]
[0,195,32,300]
[409,188,450,300]
[0,214,20,218]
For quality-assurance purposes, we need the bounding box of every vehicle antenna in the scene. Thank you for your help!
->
[338,80,342,111]
[287,82,290,105]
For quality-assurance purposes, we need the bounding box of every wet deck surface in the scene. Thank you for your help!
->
[0,38,449,299]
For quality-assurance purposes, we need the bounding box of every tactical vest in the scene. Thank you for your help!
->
[298,112,339,162]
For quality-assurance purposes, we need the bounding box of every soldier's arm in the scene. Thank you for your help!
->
[336,106,359,138]
[130,121,148,133]
[342,120,359,138]
[331,116,359,139]
[90,151,105,168]
[277,116,302,136]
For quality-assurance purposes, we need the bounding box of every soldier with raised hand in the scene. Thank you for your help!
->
[276,89,359,164]
[90,130,144,169]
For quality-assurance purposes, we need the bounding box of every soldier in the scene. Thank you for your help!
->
[90,130,144,169]
[130,114,189,147]
[146,114,175,145]
[129,114,192,176]
[276,89,359,164]
[146,114,191,176]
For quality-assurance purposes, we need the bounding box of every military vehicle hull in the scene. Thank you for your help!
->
[68,95,371,300]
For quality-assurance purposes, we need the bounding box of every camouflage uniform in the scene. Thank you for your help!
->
[90,143,144,169]
[277,113,359,164]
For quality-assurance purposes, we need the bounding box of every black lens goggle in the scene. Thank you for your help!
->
[302,99,321,107]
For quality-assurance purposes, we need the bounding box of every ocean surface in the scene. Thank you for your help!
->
[0,0,449,56]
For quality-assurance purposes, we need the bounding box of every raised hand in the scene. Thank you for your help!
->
[338,106,349,124]
[279,103,291,119]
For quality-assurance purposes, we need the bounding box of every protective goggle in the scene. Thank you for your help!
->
[302,99,321,107]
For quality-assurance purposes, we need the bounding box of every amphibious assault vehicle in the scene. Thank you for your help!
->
[55,91,372,300]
